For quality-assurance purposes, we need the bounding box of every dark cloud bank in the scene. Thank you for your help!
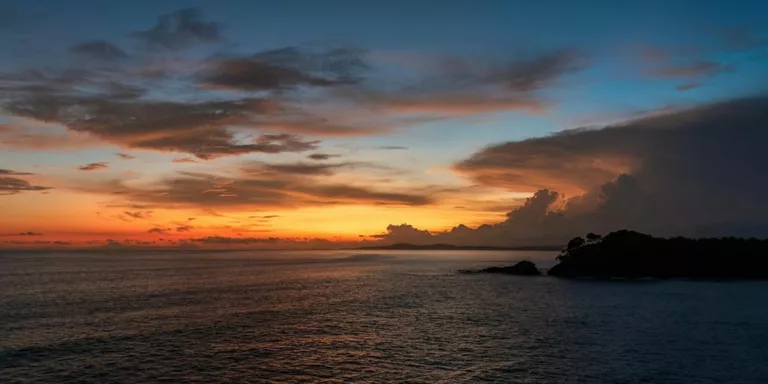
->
[376,97,768,246]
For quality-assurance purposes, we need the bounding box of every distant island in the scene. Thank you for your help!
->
[354,243,561,251]
[462,260,542,276]
[467,230,768,279]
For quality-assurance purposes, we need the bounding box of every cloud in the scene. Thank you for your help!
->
[123,210,152,219]
[676,82,700,91]
[250,161,365,176]
[0,169,51,195]
[648,61,731,78]
[371,97,768,246]
[0,123,102,151]
[191,236,279,245]
[482,50,585,92]
[3,93,319,159]
[115,153,136,160]
[78,162,109,171]
[307,153,340,161]
[199,44,368,91]
[147,227,168,234]
[130,8,222,50]
[84,162,433,210]
[176,225,193,232]
[172,156,198,163]
[713,27,768,52]
[0,168,33,176]
[2,231,44,236]
[69,40,129,61]
[377,146,408,150]
[327,50,583,117]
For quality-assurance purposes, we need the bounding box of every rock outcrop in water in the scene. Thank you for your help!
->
[466,260,542,275]
[549,230,768,279]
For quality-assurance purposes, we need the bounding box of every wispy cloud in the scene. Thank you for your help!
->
[0,169,51,195]
[129,8,223,50]
[78,162,109,171]
[116,153,136,160]
[69,40,129,61]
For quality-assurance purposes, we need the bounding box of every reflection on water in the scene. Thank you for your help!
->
[2,250,767,383]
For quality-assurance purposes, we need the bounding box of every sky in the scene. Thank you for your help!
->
[2,0,768,249]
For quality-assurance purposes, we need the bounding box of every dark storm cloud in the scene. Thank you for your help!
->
[372,97,768,246]
[199,44,368,91]
[77,162,109,171]
[130,8,222,50]
[69,40,129,61]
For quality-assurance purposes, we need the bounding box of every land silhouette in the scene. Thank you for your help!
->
[356,243,560,251]
[471,230,768,279]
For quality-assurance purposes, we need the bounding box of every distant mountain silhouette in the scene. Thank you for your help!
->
[354,243,560,251]
[548,230,768,279]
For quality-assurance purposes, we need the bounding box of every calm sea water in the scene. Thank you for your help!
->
[2,250,767,383]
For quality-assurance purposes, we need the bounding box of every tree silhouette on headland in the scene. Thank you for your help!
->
[548,230,768,279]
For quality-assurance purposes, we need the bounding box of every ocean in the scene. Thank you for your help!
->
[2,250,767,383]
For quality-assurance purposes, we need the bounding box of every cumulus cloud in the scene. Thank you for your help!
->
[130,8,222,50]
[372,97,768,246]
[69,40,129,61]
[78,162,109,171]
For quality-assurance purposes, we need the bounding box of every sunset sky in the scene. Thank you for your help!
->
[2,0,768,249]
